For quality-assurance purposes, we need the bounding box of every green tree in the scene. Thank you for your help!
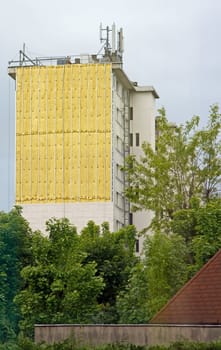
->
[116,231,188,322]
[118,105,221,323]
[125,105,221,231]
[0,206,32,342]
[80,222,138,323]
[144,231,188,317]
[172,199,221,274]
[15,218,104,337]
[116,262,150,323]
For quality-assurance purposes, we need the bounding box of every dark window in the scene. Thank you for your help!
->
[117,136,123,153]
[130,133,133,146]
[130,107,133,120]
[136,133,140,146]
[135,239,139,253]
[129,213,133,225]
[116,164,123,181]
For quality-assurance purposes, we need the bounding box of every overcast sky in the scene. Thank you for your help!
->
[0,0,221,211]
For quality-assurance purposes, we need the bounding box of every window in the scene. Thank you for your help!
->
[117,108,123,126]
[130,107,133,120]
[129,213,133,225]
[116,164,119,178]
[116,164,123,181]
[123,90,128,104]
[116,192,120,206]
[116,80,119,93]
[136,133,140,146]
[135,239,139,253]
[117,136,123,153]
[116,191,123,208]
[130,133,133,147]
[116,81,122,97]
[117,108,120,123]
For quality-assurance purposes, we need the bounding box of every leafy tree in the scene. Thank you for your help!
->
[0,206,32,342]
[144,231,188,317]
[80,222,138,323]
[125,105,221,231]
[116,231,188,322]
[172,199,221,274]
[116,262,150,323]
[121,105,221,321]
[15,218,104,337]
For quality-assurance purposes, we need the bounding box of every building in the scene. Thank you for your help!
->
[150,249,221,324]
[8,25,158,250]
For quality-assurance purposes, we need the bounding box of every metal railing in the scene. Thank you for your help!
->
[8,52,123,69]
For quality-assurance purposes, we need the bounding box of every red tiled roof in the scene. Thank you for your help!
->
[150,249,221,324]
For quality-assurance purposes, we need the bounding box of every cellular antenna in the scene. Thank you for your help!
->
[112,23,116,52]
[118,28,124,53]
[99,23,123,62]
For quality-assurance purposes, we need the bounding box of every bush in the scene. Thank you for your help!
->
[3,339,221,350]
[149,341,221,350]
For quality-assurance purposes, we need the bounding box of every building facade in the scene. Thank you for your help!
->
[8,27,158,250]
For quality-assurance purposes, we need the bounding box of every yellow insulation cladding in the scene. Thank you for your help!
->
[16,64,112,203]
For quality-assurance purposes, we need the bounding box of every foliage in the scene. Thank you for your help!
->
[124,105,221,231]
[80,222,138,323]
[15,218,104,337]
[3,339,221,350]
[3,215,137,334]
[116,230,188,322]
[144,231,188,318]
[191,200,221,269]
[116,262,150,323]
[0,206,32,342]
[120,105,221,321]
[172,199,221,274]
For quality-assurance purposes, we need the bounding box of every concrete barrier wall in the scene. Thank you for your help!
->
[35,324,221,346]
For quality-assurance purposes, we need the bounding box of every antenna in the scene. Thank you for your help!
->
[100,23,111,53]
[118,28,124,53]
[19,43,39,66]
[99,23,124,61]
[112,23,116,52]
[100,23,103,43]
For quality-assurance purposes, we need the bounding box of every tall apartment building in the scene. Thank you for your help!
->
[8,25,158,249]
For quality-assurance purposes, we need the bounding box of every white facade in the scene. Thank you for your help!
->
[21,202,114,233]
[111,70,158,252]
[130,87,157,234]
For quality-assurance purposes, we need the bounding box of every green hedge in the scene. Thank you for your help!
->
[2,339,221,350]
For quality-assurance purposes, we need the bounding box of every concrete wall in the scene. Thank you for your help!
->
[22,202,114,233]
[35,324,221,346]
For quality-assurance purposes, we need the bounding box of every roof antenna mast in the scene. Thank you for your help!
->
[99,23,124,62]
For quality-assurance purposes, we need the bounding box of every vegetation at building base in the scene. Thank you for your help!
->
[1,105,221,345]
